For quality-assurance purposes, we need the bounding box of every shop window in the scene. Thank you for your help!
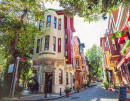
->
[36,39,40,53]
[45,36,49,50]
[66,72,68,85]
[59,69,63,84]
[58,38,61,52]
[58,19,61,30]
[54,17,57,28]
[53,37,56,51]
[46,15,51,27]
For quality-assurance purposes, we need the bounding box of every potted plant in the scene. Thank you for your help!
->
[103,82,109,90]
[64,86,70,97]
[76,85,81,93]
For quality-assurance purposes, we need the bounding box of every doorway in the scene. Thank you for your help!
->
[45,72,52,93]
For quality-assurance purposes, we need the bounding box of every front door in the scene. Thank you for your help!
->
[45,73,52,93]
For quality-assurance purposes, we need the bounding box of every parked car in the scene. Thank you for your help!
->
[93,81,98,86]
[87,81,93,87]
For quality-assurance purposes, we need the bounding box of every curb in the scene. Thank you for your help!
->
[3,88,88,101]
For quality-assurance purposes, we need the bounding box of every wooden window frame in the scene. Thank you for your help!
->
[53,36,56,51]
[36,39,40,53]
[54,16,57,28]
[59,69,63,84]
[44,35,49,50]
[58,38,61,52]
[46,15,51,27]
[58,19,61,30]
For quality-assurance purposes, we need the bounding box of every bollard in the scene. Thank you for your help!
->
[18,93,20,99]
[59,88,62,95]
[44,87,47,98]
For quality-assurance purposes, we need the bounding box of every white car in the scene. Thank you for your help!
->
[93,81,98,86]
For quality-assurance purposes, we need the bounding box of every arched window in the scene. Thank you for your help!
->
[59,69,63,84]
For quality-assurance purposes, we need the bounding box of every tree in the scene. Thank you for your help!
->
[0,0,48,96]
[46,0,129,22]
[85,44,102,81]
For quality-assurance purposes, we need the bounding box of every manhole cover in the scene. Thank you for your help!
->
[71,97,80,99]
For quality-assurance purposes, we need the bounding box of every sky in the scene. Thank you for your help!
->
[44,1,109,53]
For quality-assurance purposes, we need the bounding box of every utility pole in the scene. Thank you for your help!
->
[12,57,20,97]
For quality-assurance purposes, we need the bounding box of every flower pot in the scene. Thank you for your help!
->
[105,87,108,90]
[77,89,80,93]
[66,93,69,97]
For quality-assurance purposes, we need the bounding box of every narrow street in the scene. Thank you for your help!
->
[53,83,118,101]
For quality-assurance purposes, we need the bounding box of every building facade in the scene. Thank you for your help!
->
[100,4,130,86]
[33,9,75,93]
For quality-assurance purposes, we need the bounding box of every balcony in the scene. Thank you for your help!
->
[75,66,82,72]
[107,34,120,61]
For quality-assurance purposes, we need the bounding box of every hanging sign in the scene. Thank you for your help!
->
[19,58,25,62]
[8,64,14,73]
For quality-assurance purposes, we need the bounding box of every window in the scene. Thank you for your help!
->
[58,19,61,30]
[39,20,43,30]
[45,36,49,50]
[66,51,68,61]
[58,38,61,52]
[46,15,51,27]
[66,72,68,85]
[76,58,79,66]
[82,66,85,70]
[65,34,68,43]
[54,17,57,28]
[104,42,108,48]
[36,39,40,53]
[53,37,56,51]
[59,69,63,84]
[112,39,117,50]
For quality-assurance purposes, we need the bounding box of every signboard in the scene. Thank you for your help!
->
[19,58,25,62]
[119,86,130,101]
[8,64,14,73]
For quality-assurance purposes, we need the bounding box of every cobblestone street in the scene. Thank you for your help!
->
[53,84,118,101]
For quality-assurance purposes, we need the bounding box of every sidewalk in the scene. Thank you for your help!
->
[2,89,81,101]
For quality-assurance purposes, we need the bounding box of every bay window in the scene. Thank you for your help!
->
[54,17,57,28]
[46,15,51,27]
[45,36,49,50]
[58,19,61,30]
[58,38,61,52]
[53,37,56,51]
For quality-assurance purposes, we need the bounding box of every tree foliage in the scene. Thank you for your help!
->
[46,0,129,22]
[85,44,102,80]
[0,0,48,61]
